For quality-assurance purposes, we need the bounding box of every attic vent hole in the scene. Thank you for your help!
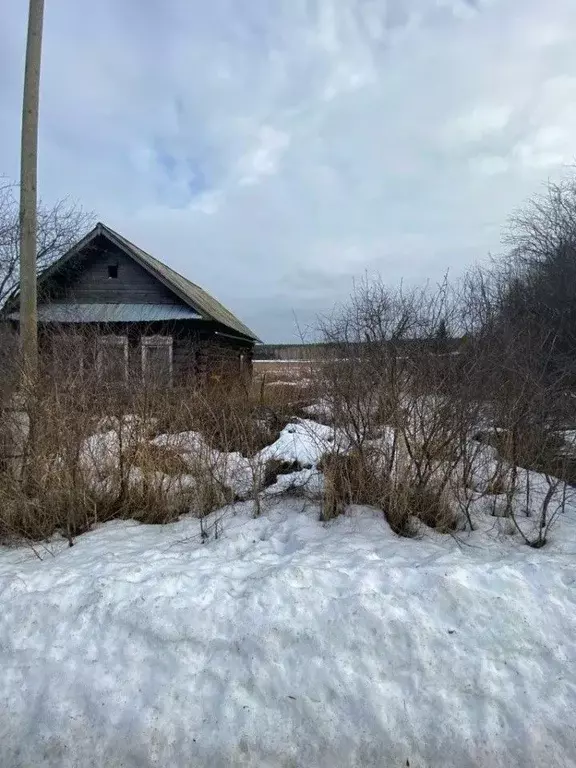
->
[108,264,118,279]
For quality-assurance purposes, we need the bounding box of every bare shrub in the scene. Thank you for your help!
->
[0,376,103,541]
[319,451,373,522]
[315,275,471,534]
[318,448,458,535]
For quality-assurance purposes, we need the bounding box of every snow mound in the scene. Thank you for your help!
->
[151,430,207,454]
[151,422,342,497]
[79,429,123,480]
[152,431,254,497]
[303,398,334,420]
[259,419,341,467]
[1,501,576,767]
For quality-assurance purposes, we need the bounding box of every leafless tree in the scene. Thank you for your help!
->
[0,178,93,308]
[496,175,576,382]
[457,182,576,545]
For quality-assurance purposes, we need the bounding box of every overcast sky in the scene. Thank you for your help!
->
[1,0,576,341]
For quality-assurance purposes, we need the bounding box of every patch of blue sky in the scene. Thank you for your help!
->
[152,137,212,208]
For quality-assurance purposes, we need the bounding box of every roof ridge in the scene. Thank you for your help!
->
[99,223,260,341]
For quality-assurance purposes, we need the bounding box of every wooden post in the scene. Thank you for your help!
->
[19,0,45,383]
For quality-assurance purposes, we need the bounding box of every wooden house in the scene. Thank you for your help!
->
[4,222,260,387]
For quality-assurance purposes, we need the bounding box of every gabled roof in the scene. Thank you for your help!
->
[6,222,260,341]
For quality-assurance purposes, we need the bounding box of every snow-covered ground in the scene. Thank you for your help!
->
[1,498,576,767]
[77,419,339,502]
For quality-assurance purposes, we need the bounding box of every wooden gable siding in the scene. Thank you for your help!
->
[42,236,183,306]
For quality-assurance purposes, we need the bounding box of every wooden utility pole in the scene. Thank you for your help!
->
[19,0,45,382]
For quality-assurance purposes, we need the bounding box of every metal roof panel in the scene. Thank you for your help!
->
[8,303,203,323]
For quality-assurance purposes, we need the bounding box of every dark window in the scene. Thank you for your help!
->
[107,264,118,279]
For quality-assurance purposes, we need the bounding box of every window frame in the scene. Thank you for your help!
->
[141,335,173,387]
[97,335,129,382]
[52,333,84,382]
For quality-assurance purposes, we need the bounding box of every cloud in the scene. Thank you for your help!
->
[2,0,576,341]
[238,126,291,187]
[451,105,513,142]
[469,155,511,176]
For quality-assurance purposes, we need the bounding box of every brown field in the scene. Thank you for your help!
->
[251,359,320,406]
[253,359,318,384]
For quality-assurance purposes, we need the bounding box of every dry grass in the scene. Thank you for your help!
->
[129,443,191,476]
[319,450,459,535]
[0,369,274,541]
[252,359,318,383]
[252,359,319,417]
[386,481,459,535]
[150,381,306,456]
